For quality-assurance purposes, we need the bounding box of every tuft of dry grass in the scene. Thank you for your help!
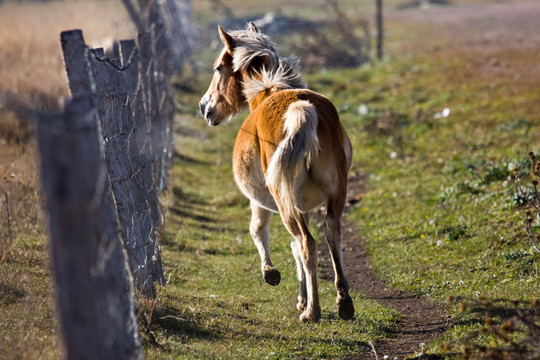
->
[445,297,540,359]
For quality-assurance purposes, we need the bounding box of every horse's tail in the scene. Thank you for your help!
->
[266,100,319,217]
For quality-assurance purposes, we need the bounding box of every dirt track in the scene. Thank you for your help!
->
[321,1,540,358]
[320,172,451,359]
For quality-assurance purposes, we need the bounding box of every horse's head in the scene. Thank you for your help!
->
[199,23,278,126]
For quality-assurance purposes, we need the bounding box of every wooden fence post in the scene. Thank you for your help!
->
[157,0,194,74]
[88,35,166,296]
[38,29,142,360]
[123,0,179,191]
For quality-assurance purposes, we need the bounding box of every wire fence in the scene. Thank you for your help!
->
[34,1,192,357]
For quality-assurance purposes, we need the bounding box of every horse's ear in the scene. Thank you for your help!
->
[218,26,235,52]
[247,22,261,33]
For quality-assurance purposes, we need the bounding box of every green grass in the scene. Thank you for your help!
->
[143,113,399,359]
[302,42,540,355]
[158,10,540,355]
[0,214,59,359]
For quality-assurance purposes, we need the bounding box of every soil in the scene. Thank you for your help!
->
[319,2,540,358]
[319,172,451,360]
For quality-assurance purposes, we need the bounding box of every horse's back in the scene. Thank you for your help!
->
[252,89,349,170]
[254,89,340,139]
[233,89,351,212]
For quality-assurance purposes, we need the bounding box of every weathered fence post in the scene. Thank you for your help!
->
[38,30,142,360]
[123,0,179,191]
[157,0,194,74]
[137,0,177,193]
[126,0,194,69]
[88,35,166,296]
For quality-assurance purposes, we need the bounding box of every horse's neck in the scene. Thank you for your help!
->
[248,89,272,112]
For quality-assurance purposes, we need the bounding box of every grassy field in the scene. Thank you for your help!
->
[1,0,539,358]
[317,47,540,355]
[160,1,540,357]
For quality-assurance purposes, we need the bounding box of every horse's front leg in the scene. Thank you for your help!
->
[324,201,355,320]
[249,202,281,286]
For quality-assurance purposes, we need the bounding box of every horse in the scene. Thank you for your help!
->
[199,22,354,323]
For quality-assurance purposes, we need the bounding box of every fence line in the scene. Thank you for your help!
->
[39,30,142,359]
[58,20,176,295]
[87,31,167,296]
[36,0,186,355]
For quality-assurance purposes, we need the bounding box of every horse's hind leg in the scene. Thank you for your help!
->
[325,199,355,320]
[249,202,281,286]
[281,212,321,322]
[291,238,307,311]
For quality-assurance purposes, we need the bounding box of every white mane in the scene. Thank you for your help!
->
[229,28,306,101]
[242,57,306,101]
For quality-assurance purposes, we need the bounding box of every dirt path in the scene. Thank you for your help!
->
[320,173,451,359]
[339,229,450,360]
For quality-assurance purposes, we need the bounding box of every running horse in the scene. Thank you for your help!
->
[199,23,354,323]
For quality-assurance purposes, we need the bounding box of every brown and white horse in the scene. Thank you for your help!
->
[199,23,354,323]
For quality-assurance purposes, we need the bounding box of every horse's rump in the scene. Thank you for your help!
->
[265,99,319,217]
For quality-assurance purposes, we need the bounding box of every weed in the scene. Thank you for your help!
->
[0,189,13,262]
[513,151,540,255]
[442,225,468,242]
[503,249,530,261]
[138,292,166,350]
[0,112,32,145]
[444,297,540,359]
[484,163,511,184]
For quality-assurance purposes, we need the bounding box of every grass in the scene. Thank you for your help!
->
[320,59,540,302]
[142,112,399,359]
[0,129,57,359]
[1,0,539,358]
[304,19,540,356]
[155,4,539,354]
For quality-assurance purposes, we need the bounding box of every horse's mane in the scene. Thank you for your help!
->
[230,28,306,101]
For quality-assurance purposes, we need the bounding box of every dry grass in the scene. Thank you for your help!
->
[0,0,135,107]
[0,1,136,358]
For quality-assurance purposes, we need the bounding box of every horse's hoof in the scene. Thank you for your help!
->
[299,308,321,323]
[296,296,307,312]
[337,295,355,320]
[263,268,281,286]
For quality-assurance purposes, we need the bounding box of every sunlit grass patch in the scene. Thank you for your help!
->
[304,22,540,357]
